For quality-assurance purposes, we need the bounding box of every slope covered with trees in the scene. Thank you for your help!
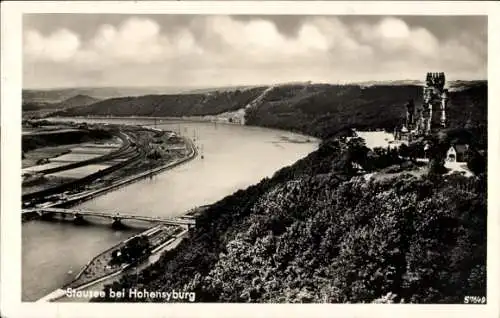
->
[245,82,487,140]
[22,94,100,113]
[96,136,486,303]
[57,87,267,117]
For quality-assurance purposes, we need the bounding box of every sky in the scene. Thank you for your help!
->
[23,14,487,89]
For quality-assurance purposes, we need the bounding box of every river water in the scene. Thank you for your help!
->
[22,118,319,301]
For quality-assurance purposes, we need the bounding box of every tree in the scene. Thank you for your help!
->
[346,137,370,171]
[399,144,410,159]
[426,138,447,175]
[110,235,151,266]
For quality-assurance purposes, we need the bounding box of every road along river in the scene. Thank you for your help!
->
[22,118,319,301]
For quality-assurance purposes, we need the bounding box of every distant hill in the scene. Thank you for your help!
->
[447,80,487,92]
[22,86,204,104]
[183,85,262,95]
[57,94,100,108]
[56,87,268,117]
[357,79,423,87]
[22,94,100,114]
[244,82,487,140]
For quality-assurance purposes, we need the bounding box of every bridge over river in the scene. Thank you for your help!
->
[22,207,196,228]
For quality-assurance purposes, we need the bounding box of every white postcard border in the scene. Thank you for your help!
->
[1,1,499,318]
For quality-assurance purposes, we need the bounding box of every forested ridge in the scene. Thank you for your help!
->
[57,87,267,117]
[244,82,487,140]
[96,135,486,303]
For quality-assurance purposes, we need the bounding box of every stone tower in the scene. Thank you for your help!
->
[423,72,448,133]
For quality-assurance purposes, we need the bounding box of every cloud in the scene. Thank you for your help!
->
[354,17,440,57]
[25,17,203,67]
[377,18,410,39]
[82,18,166,64]
[200,16,332,66]
[24,28,80,62]
[23,16,487,88]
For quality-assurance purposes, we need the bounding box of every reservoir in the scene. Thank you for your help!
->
[22,118,319,301]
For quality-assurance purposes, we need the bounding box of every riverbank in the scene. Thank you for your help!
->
[67,225,183,289]
[49,116,320,144]
[37,226,190,302]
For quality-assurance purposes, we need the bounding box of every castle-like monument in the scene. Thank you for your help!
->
[423,72,449,130]
[395,72,449,141]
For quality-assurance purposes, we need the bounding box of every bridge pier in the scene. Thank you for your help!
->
[73,213,86,225]
[112,217,125,229]
[39,211,55,220]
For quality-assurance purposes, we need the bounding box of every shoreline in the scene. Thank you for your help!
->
[49,115,321,144]
[38,227,190,303]
[37,228,190,303]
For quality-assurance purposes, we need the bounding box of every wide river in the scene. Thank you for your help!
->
[22,118,319,301]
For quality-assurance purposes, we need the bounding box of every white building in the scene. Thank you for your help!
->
[446,144,469,162]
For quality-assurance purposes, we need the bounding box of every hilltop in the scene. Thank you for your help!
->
[22,85,266,104]
[245,82,486,140]
[22,94,100,113]
[56,87,267,117]
[23,86,196,104]
[56,94,100,109]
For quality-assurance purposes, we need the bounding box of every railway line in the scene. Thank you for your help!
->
[25,130,134,175]
[22,126,194,210]
[21,126,153,204]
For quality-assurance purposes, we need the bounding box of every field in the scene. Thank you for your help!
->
[48,164,111,179]
[21,125,123,195]
[22,144,76,168]
[23,162,69,173]
[22,137,121,171]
